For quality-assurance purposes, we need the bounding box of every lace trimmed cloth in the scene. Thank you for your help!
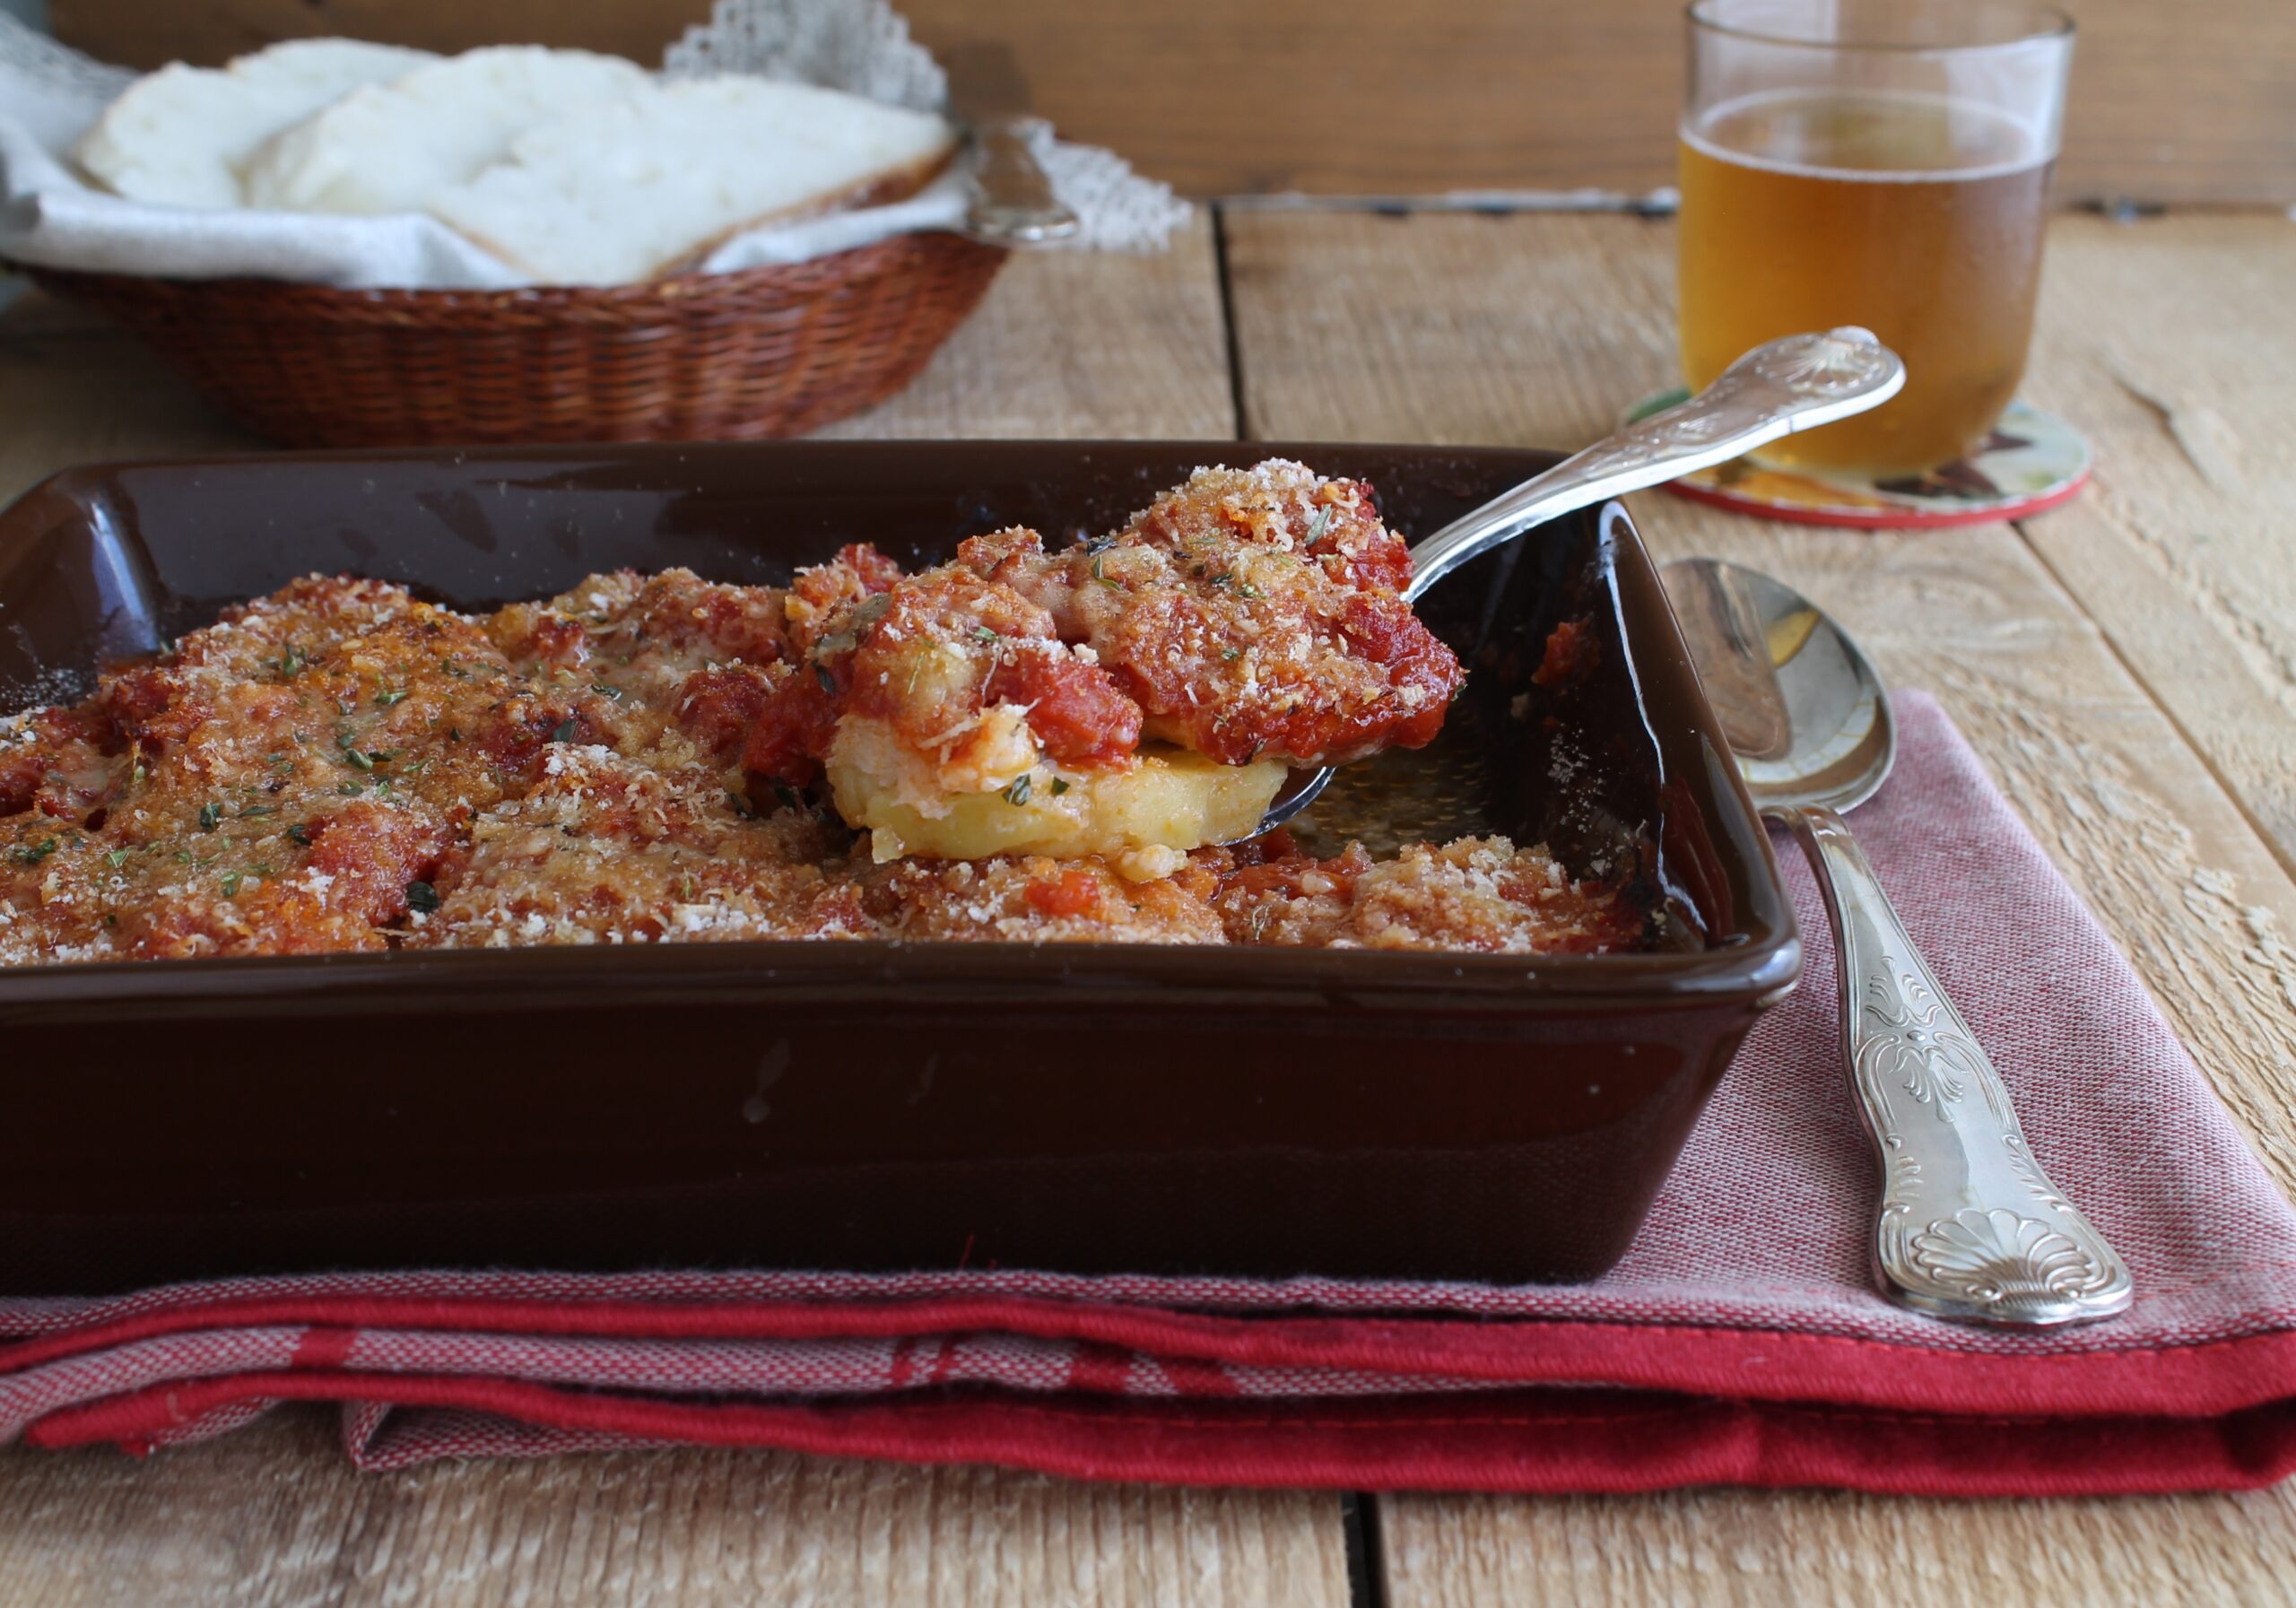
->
[0,0,1189,291]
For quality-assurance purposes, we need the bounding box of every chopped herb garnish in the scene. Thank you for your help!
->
[337,780,363,796]
[1048,777,1071,796]
[286,822,314,847]
[9,838,57,865]
[130,762,147,787]
[220,872,242,898]
[375,690,408,706]
[971,625,1000,643]
[551,719,579,744]
[1221,647,1242,661]
[273,646,305,679]
[589,682,624,700]
[339,744,374,772]
[1304,505,1333,543]
[197,801,222,831]
[103,847,131,869]
[1004,773,1033,806]
[404,880,440,914]
[813,664,837,694]
[1091,553,1121,589]
[238,804,276,819]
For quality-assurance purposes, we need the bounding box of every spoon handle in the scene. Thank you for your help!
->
[1402,327,1904,602]
[964,118,1081,245]
[1787,804,2134,1326]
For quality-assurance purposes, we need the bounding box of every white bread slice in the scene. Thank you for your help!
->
[239,46,653,216]
[72,39,438,211]
[426,77,959,286]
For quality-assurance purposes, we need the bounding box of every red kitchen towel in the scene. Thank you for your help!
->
[7,690,2296,1495]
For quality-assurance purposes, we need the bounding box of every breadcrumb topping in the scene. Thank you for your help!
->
[0,475,1636,965]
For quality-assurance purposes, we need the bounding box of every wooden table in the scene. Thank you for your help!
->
[3,206,2294,1606]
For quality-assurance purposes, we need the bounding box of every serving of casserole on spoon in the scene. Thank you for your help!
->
[754,459,1464,876]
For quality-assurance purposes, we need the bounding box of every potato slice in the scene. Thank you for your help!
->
[829,739,1283,873]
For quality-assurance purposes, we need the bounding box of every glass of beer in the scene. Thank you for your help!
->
[1677,0,2074,476]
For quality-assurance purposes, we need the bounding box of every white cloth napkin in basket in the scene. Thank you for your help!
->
[0,0,1189,291]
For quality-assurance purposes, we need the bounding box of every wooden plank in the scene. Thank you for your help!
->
[822,213,1233,439]
[0,1410,1351,1608]
[0,295,257,500]
[0,213,1339,1608]
[47,0,2296,204]
[1378,1484,2296,1608]
[2013,213,2296,880]
[0,213,1231,502]
[1221,206,2296,1604]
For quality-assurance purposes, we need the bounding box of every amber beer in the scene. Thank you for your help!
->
[1678,91,2053,476]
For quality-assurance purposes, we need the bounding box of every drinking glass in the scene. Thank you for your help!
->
[1677,0,2074,476]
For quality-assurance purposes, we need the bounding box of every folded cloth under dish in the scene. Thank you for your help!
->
[0,2,1188,290]
[7,691,2296,1495]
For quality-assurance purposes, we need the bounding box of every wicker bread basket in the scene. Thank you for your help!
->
[27,230,1007,448]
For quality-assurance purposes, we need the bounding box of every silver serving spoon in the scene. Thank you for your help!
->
[943,42,1080,246]
[1255,326,1905,835]
[1665,556,2133,1326]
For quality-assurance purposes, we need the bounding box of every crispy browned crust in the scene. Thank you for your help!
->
[0,477,1632,966]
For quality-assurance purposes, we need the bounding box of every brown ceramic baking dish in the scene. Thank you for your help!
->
[0,442,1797,1295]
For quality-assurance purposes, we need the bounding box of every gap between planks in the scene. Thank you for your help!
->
[0,206,1352,1608]
[1214,201,2296,1608]
[1,198,2290,1608]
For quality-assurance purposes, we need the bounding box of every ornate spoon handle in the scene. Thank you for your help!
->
[1787,804,2134,1326]
[1403,326,1903,602]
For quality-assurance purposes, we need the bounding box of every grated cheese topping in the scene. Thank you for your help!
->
[0,474,1637,963]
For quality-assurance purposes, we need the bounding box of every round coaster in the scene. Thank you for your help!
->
[1620,392,2092,530]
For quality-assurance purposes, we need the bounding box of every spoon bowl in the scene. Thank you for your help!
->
[1662,557,1894,813]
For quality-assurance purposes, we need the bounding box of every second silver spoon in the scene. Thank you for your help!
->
[1667,556,2132,1326]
